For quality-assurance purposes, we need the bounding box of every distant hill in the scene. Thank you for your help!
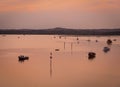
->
[0,28,120,35]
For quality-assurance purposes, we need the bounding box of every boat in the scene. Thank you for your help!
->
[103,47,110,53]
[88,52,96,59]
[107,39,112,45]
[18,55,29,60]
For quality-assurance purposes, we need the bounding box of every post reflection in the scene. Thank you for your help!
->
[64,42,66,50]
[50,58,52,78]
[50,52,53,78]
[71,42,73,54]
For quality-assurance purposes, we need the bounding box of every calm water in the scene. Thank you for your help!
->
[0,35,120,87]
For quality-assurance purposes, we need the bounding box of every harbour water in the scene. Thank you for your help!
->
[0,35,120,87]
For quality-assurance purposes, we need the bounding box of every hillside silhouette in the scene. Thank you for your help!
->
[0,27,120,35]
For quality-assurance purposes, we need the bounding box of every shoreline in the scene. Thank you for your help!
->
[0,28,120,35]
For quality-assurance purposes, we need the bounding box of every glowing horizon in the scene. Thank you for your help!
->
[0,0,120,29]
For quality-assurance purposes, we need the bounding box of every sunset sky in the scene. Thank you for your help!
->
[0,0,120,29]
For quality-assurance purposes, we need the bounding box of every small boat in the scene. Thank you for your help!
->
[103,47,110,53]
[88,52,96,59]
[107,39,112,45]
[18,55,29,60]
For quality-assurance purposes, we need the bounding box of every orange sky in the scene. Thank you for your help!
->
[0,0,120,29]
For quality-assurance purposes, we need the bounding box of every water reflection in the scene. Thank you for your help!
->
[88,56,96,60]
[50,52,53,78]
[50,57,52,78]
[0,35,120,87]
[71,42,73,54]
[64,42,66,50]
[2,34,6,37]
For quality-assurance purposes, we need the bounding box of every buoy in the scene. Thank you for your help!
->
[55,49,60,51]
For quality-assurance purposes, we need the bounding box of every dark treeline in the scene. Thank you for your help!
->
[0,27,120,35]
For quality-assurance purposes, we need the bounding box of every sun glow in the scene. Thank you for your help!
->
[0,0,120,12]
[0,0,120,29]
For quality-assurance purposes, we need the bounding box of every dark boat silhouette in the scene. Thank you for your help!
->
[18,55,29,61]
[88,52,96,59]
[107,39,112,45]
[103,47,110,53]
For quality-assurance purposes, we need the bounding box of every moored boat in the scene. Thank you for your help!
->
[88,52,96,59]
[18,55,29,60]
[103,47,110,53]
